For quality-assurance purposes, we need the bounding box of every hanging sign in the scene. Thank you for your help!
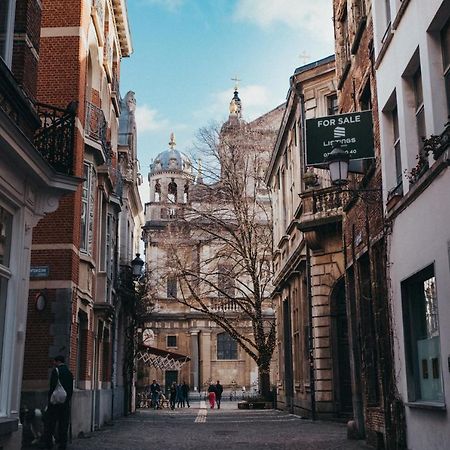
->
[305,111,374,166]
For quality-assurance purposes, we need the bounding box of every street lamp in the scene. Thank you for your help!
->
[131,253,144,278]
[325,145,350,185]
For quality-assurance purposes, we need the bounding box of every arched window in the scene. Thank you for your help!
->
[217,332,238,360]
[183,181,189,203]
[168,178,177,203]
[154,180,161,202]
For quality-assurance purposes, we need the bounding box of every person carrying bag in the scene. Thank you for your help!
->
[42,355,74,450]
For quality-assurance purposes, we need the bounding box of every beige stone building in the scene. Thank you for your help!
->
[266,55,354,418]
[140,90,283,396]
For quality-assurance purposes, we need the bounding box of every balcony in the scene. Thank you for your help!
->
[297,186,350,233]
[34,102,77,176]
[85,101,108,154]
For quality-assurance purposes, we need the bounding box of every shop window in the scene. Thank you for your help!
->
[401,265,444,403]
[167,335,177,348]
[217,332,238,360]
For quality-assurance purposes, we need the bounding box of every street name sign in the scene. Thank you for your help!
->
[305,111,374,166]
[30,266,49,278]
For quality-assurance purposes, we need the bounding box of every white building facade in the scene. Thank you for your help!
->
[373,1,450,448]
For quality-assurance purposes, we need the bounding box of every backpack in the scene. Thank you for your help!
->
[50,367,67,405]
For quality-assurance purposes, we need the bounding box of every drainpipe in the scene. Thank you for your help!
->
[306,244,316,421]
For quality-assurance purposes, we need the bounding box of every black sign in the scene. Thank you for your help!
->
[306,111,374,166]
[30,266,49,278]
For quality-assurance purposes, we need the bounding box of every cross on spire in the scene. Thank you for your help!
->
[231,76,241,90]
[169,132,176,150]
[299,51,311,65]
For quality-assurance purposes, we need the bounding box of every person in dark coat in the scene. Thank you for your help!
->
[215,380,224,409]
[181,381,190,408]
[176,383,184,408]
[42,355,74,450]
[169,382,177,410]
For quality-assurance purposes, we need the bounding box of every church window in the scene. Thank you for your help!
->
[218,265,235,298]
[183,182,189,203]
[217,332,238,360]
[154,180,161,203]
[168,178,177,203]
[167,335,177,347]
[167,276,177,298]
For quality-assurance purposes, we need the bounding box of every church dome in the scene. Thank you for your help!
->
[149,133,192,176]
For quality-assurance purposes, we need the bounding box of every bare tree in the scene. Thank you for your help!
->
[151,118,280,398]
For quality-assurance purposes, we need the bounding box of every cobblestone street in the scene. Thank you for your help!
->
[69,401,371,450]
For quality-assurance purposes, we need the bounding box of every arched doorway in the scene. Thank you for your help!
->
[331,277,352,415]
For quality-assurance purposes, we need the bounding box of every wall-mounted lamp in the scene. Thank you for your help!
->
[325,145,350,185]
[131,253,144,278]
[35,292,47,311]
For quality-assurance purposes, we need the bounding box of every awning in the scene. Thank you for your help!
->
[136,345,191,371]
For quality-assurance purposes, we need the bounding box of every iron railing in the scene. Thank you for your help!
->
[34,101,77,176]
[85,101,107,150]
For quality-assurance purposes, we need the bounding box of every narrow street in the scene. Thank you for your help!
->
[69,401,371,450]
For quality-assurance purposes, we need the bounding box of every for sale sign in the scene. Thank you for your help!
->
[305,111,374,166]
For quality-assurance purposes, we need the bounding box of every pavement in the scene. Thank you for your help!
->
[68,400,372,450]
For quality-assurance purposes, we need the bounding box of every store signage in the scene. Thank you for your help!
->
[305,111,374,166]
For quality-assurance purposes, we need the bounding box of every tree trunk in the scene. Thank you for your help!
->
[258,365,271,399]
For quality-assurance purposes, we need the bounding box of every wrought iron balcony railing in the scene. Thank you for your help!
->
[85,101,107,150]
[34,101,77,176]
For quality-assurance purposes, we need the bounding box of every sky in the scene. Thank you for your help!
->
[120,0,335,202]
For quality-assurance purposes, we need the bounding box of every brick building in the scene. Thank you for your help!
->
[332,0,405,447]
[0,1,79,448]
[20,0,141,438]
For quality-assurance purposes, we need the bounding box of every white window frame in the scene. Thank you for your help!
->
[0,0,17,67]
[0,200,17,417]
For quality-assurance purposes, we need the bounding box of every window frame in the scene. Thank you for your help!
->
[167,335,177,348]
[217,332,238,360]
[401,264,444,404]
[167,276,177,298]
[441,18,450,115]
[81,162,93,254]
[0,0,17,67]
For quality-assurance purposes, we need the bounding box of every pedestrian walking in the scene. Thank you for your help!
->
[42,355,73,450]
[176,383,184,408]
[215,380,223,409]
[150,379,161,410]
[207,383,217,409]
[181,381,190,408]
[169,382,177,410]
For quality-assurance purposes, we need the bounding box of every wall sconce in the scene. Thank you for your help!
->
[35,292,47,311]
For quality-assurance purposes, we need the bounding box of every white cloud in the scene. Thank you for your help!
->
[233,0,333,43]
[140,0,184,11]
[135,104,170,133]
[196,84,277,123]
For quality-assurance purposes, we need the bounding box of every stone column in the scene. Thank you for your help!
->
[200,331,211,390]
[190,330,200,391]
